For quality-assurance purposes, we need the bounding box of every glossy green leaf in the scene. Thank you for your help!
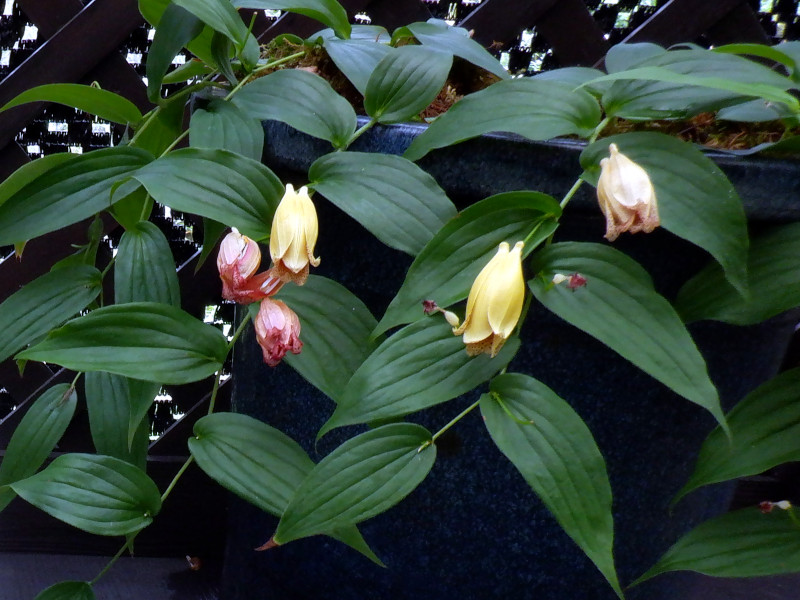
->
[364,45,452,124]
[172,0,248,49]
[309,24,389,44]
[133,147,282,240]
[0,265,102,363]
[162,58,213,84]
[209,30,238,85]
[716,98,792,122]
[110,186,153,230]
[530,242,725,430]
[404,79,602,161]
[634,507,800,584]
[34,581,95,600]
[138,0,217,65]
[189,412,382,564]
[321,320,520,435]
[481,374,621,598]
[0,153,74,208]
[375,191,561,336]
[190,99,264,160]
[234,0,350,39]
[323,38,391,95]
[11,454,161,536]
[406,20,508,80]
[274,423,436,544]
[231,69,356,148]
[676,368,800,502]
[713,43,798,75]
[84,372,153,470]
[309,151,456,255]
[115,221,180,307]
[0,146,153,245]
[676,223,800,325]
[275,275,380,401]
[596,49,797,119]
[604,42,666,73]
[18,302,228,385]
[130,90,186,156]
[0,83,142,126]
[533,66,609,94]
[0,384,77,512]
[581,132,748,296]
[146,3,204,103]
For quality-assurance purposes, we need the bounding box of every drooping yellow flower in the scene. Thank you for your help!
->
[269,184,320,285]
[452,241,525,357]
[597,143,660,242]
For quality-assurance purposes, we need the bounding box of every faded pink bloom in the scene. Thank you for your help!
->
[254,297,303,367]
[217,229,284,303]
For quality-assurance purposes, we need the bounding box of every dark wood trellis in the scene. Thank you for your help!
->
[0,0,792,556]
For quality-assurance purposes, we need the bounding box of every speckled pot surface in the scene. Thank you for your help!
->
[222,120,799,600]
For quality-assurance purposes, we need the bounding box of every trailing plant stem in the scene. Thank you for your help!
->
[224,51,307,101]
[341,118,378,150]
[558,117,611,211]
[90,542,128,585]
[160,130,189,156]
[161,455,195,503]
[430,398,481,444]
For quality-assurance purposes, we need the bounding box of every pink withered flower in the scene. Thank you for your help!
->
[254,297,303,367]
[217,229,283,303]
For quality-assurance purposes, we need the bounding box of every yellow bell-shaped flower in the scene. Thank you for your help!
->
[269,183,321,285]
[453,241,525,357]
[597,143,660,241]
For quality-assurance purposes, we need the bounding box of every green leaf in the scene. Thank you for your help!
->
[0,265,102,363]
[190,99,264,161]
[634,507,800,584]
[0,153,74,208]
[110,186,153,229]
[139,0,217,66]
[130,91,186,156]
[321,320,520,436]
[595,49,798,119]
[162,58,213,84]
[209,30,238,85]
[133,147,282,240]
[0,384,77,512]
[713,43,798,75]
[196,217,227,272]
[274,423,436,544]
[171,0,248,49]
[34,581,95,600]
[676,368,800,502]
[375,191,561,336]
[0,83,143,126]
[406,20,508,80]
[604,42,666,73]
[146,3,204,103]
[0,146,153,245]
[310,24,389,44]
[189,412,382,564]
[364,45,452,124]
[11,454,161,536]
[404,79,601,161]
[84,372,153,470]
[115,221,180,307]
[481,374,621,598]
[274,275,380,401]
[529,242,725,430]
[323,38,391,95]
[309,151,456,255]
[580,132,748,296]
[676,223,800,325]
[234,0,350,39]
[231,69,356,148]
[18,302,228,385]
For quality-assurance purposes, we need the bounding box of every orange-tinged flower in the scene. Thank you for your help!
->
[254,297,303,367]
[452,241,525,357]
[269,184,320,285]
[597,143,659,242]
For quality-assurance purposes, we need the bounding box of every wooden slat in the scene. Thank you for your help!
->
[706,2,770,46]
[360,0,432,33]
[459,0,558,47]
[621,0,745,46]
[535,0,608,67]
[0,0,144,151]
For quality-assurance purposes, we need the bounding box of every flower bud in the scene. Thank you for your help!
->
[597,143,659,242]
[218,229,262,302]
[452,241,525,357]
[269,184,320,285]
[254,297,303,367]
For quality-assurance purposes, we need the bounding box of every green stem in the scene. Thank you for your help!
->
[340,117,378,151]
[206,311,253,415]
[224,50,307,101]
[228,310,253,351]
[161,455,195,503]
[159,129,189,157]
[589,116,611,145]
[90,542,128,585]
[559,178,585,210]
[430,398,482,444]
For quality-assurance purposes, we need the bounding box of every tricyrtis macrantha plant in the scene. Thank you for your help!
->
[2,1,800,597]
